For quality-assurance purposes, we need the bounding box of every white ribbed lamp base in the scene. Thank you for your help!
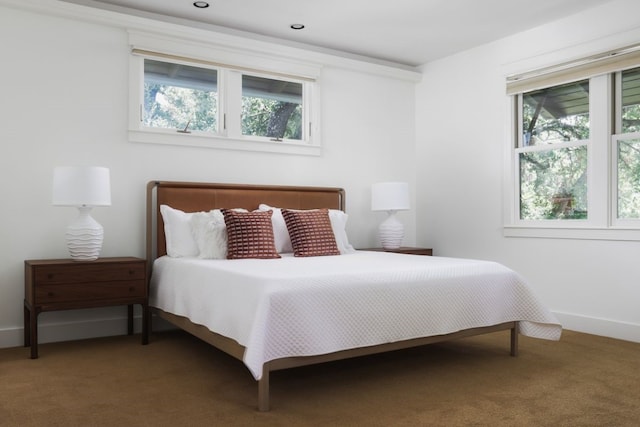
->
[378,211,404,249]
[65,207,104,261]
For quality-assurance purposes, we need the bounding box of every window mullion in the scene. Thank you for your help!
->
[588,74,612,227]
[224,70,242,138]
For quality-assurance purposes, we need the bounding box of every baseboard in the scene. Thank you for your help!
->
[553,311,640,343]
[0,314,176,350]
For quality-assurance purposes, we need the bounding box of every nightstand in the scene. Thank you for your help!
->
[24,257,148,359]
[360,247,433,256]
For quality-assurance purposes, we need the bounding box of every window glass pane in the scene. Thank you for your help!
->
[519,146,588,220]
[522,80,590,146]
[242,75,302,140]
[143,59,218,132]
[618,138,640,218]
[621,68,640,134]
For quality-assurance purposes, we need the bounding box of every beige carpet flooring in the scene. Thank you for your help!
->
[1,329,639,426]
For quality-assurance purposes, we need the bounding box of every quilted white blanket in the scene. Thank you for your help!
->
[150,251,561,379]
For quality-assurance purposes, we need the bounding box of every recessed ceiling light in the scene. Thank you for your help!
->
[290,24,305,30]
[193,1,209,8]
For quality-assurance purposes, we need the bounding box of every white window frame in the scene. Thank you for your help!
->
[138,56,223,136]
[504,67,640,241]
[233,70,311,143]
[611,69,640,228]
[513,83,592,225]
[611,131,640,228]
[127,31,322,156]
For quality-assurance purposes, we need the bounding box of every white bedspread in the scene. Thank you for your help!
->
[150,251,561,379]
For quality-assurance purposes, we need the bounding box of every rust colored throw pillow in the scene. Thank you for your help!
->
[222,209,280,259]
[282,209,340,257]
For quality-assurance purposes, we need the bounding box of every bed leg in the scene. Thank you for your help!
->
[510,323,519,357]
[258,369,270,412]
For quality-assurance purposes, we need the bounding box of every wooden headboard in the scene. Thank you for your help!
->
[146,181,345,262]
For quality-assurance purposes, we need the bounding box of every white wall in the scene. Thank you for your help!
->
[7,0,636,350]
[416,0,640,342]
[0,3,417,348]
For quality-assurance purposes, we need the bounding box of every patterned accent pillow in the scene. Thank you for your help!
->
[222,209,280,259]
[258,204,355,254]
[282,209,340,257]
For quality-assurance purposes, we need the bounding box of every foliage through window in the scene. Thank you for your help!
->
[518,80,590,220]
[621,68,640,133]
[241,75,303,140]
[507,47,640,237]
[617,137,640,219]
[133,54,317,154]
[144,59,218,133]
[616,67,640,219]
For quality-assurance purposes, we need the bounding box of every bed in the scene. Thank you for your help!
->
[145,181,562,411]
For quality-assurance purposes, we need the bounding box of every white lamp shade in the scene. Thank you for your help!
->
[52,166,111,207]
[371,182,410,211]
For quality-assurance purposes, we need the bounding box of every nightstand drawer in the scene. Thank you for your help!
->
[33,262,145,284]
[35,280,146,303]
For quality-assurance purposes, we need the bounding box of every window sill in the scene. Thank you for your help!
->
[503,225,640,241]
[129,129,321,156]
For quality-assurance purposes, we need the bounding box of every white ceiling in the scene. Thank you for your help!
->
[75,0,614,67]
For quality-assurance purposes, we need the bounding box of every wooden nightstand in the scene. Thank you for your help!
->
[24,257,148,359]
[360,247,433,256]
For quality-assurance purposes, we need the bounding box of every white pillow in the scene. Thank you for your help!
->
[257,204,293,253]
[190,210,228,259]
[159,205,199,257]
[258,204,355,254]
[328,209,356,254]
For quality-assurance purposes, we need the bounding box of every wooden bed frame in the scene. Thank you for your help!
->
[145,180,519,411]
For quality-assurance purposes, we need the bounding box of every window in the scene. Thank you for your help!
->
[144,59,219,133]
[136,56,312,144]
[128,39,321,156]
[141,61,307,142]
[241,74,303,141]
[616,136,640,219]
[518,81,590,220]
[620,68,640,134]
[614,67,640,222]
[506,44,640,239]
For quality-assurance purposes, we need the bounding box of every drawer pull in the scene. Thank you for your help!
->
[129,270,135,275]
[48,292,55,297]
[47,274,54,280]
[129,287,135,292]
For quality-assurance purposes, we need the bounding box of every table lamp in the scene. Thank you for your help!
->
[371,182,410,249]
[52,166,111,261]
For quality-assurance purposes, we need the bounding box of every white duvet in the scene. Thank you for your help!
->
[150,251,561,379]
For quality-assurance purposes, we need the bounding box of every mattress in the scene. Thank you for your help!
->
[149,251,562,379]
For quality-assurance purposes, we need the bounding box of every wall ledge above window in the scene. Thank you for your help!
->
[503,225,640,241]
[128,30,323,81]
[129,130,321,156]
